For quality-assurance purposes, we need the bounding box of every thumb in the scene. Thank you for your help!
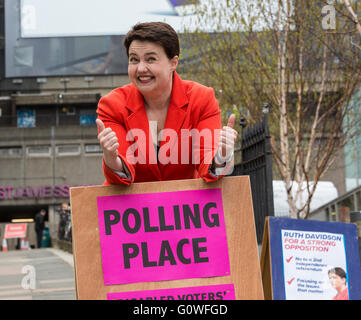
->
[96,119,105,133]
[226,113,235,128]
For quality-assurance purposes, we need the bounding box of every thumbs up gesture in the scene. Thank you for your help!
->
[214,114,238,166]
[96,119,123,172]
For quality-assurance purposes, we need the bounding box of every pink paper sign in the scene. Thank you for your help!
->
[107,284,236,300]
[97,188,230,285]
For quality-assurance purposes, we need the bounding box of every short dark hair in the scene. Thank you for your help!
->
[328,267,347,280]
[123,22,180,59]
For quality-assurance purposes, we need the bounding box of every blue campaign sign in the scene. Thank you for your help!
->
[261,217,361,300]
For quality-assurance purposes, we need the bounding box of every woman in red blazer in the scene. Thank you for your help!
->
[96,22,237,185]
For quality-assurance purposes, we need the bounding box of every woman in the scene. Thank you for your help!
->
[96,22,237,185]
[328,267,349,300]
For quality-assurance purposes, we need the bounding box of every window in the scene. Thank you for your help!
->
[17,109,35,128]
[0,146,23,157]
[26,145,51,157]
[85,144,102,154]
[337,196,355,223]
[325,207,330,221]
[330,204,337,221]
[80,109,97,126]
[66,106,76,115]
[357,191,361,211]
[56,144,81,156]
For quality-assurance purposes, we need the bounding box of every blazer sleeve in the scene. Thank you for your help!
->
[192,86,223,183]
[96,91,135,185]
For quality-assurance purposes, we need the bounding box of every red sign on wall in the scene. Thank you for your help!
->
[4,223,27,239]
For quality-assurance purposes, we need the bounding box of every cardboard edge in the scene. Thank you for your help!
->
[260,217,273,300]
[69,176,250,193]
[244,176,265,299]
[69,187,81,300]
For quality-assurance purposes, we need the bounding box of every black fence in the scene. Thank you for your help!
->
[232,111,275,244]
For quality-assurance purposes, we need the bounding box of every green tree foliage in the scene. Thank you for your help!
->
[180,0,361,218]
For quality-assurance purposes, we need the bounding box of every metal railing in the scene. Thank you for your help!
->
[231,111,275,244]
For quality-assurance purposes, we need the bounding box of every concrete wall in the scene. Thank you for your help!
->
[0,126,104,197]
[0,124,105,245]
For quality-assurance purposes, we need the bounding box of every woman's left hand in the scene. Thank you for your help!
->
[214,114,238,166]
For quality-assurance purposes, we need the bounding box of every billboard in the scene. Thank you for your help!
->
[20,0,201,38]
[5,0,201,78]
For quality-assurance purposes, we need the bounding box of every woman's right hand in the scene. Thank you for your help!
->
[96,119,123,172]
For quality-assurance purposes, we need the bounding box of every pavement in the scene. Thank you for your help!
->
[0,248,76,300]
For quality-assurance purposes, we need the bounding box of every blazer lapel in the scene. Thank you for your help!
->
[125,86,161,179]
[160,72,188,149]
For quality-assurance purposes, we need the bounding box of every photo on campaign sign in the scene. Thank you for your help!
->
[96,188,230,286]
[281,230,348,300]
[262,217,361,300]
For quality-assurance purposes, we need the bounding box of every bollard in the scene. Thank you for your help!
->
[2,238,8,252]
[20,238,29,250]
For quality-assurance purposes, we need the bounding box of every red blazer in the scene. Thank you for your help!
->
[96,72,222,185]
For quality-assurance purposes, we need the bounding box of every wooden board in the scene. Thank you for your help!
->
[70,176,264,300]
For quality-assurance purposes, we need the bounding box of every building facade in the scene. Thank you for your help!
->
[0,76,131,247]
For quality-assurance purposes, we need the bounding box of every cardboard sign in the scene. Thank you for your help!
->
[97,188,230,285]
[70,176,263,300]
[261,217,361,300]
[107,284,236,300]
[4,223,27,239]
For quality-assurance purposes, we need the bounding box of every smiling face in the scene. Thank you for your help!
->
[329,272,346,291]
[128,40,178,99]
